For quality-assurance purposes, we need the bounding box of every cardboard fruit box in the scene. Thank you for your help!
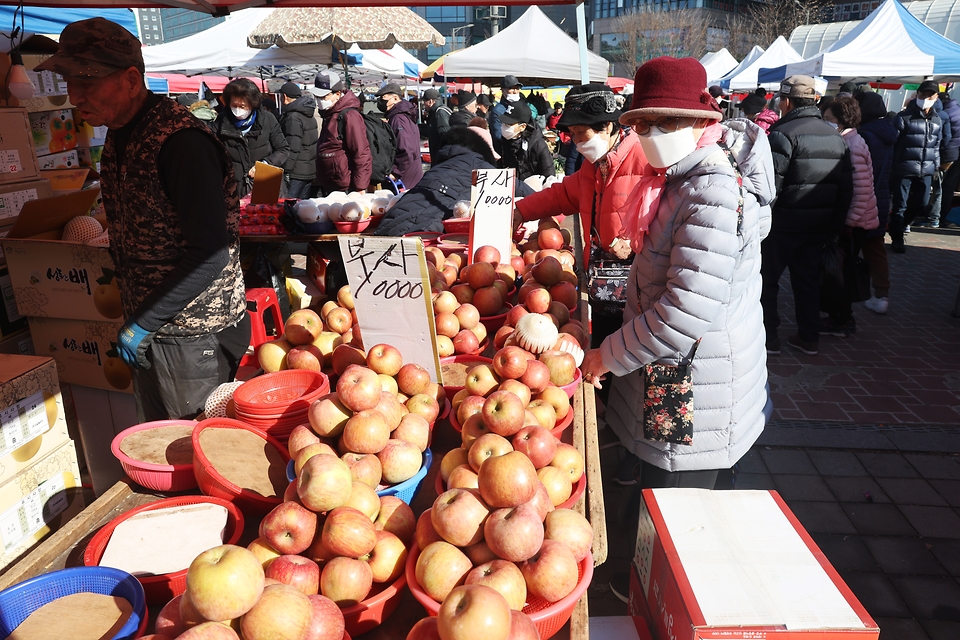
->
[630,489,879,640]
[0,178,53,224]
[2,188,122,323]
[0,355,72,487]
[29,109,78,158]
[0,437,84,573]
[0,108,41,184]
[28,317,130,395]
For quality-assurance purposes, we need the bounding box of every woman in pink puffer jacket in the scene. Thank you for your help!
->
[820,96,878,336]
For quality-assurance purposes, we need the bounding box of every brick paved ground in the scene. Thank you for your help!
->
[590,228,960,639]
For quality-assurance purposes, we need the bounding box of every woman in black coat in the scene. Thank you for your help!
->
[374,127,534,237]
[214,79,290,198]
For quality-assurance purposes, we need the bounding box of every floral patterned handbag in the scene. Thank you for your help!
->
[640,140,744,446]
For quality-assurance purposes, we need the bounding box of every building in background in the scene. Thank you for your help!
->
[135,8,225,45]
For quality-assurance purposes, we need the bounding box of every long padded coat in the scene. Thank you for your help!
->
[601,120,775,472]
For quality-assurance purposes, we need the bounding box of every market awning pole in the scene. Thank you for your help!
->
[576,1,589,85]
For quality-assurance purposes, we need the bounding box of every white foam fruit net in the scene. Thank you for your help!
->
[62,216,104,243]
[204,380,245,418]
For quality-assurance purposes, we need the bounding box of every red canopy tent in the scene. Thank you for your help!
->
[146,72,265,92]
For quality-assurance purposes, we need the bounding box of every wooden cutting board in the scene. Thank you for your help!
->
[8,592,133,639]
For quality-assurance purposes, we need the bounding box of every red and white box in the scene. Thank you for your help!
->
[630,489,879,640]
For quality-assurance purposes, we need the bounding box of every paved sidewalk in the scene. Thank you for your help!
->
[590,229,960,640]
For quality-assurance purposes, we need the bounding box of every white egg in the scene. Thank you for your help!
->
[371,197,391,215]
[327,202,344,222]
[315,203,330,223]
[340,202,364,222]
[296,201,321,223]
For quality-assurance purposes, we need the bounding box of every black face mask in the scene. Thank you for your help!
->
[377,98,389,113]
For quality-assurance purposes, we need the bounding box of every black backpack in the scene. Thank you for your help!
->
[337,107,397,186]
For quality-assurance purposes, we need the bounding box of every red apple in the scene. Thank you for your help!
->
[378,439,424,484]
[298,454,353,513]
[406,393,441,424]
[433,290,460,314]
[265,554,320,595]
[519,360,551,393]
[295,442,339,476]
[473,286,504,317]
[176,623,239,639]
[331,343,366,375]
[462,261,498,289]
[508,610,540,640]
[441,448,470,483]
[525,287,551,314]
[393,412,431,451]
[453,329,481,355]
[337,365,382,412]
[362,529,408,583]
[304,594,345,640]
[481,390,526,437]
[531,257,563,287]
[498,379,532,407]
[478,451,538,508]
[437,584,512,640]
[451,283,475,304]
[415,508,444,550]
[415,540,473,603]
[374,495,416,544]
[287,344,324,371]
[492,346,529,380]
[461,413,492,450]
[483,503,544,562]
[319,556,373,606]
[247,537,282,571]
[519,539,579,603]
[474,245,501,265]
[186,544,265,622]
[287,424,322,459]
[322,506,377,558]
[457,394,487,425]
[465,364,500,397]
[550,443,585,483]
[526,399,557,431]
[527,482,555,520]
[155,594,186,637]
[494,326,515,349]
[447,464,480,490]
[406,617,442,640]
[467,432,514,472]
[537,386,570,421]
[308,393,352,439]
[342,409,390,454]
[344,480,381,520]
[342,452,383,488]
[432,487,490,547]
[366,343,403,376]
[512,425,558,469]
[397,363,431,396]
[544,508,593,562]
[538,350,576,386]
[454,303,480,330]
[465,560,528,611]
[537,465,572,507]
[436,312,461,339]
[285,309,324,346]
[259,501,318,555]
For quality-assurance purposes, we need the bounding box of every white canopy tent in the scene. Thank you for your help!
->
[142,8,333,76]
[761,0,960,83]
[343,44,425,79]
[442,6,608,86]
[715,45,764,90]
[700,48,739,86]
[718,37,804,91]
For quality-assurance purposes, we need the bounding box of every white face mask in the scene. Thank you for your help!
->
[825,120,839,130]
[917,97,937,110]
[505,93,521,103]
[637,126,698,169]
[576,133,610,164]
[319,98,335,111]
[501,123,522,140]
[231,107,252,120]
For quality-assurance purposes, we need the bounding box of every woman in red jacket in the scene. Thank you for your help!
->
[515,84,648,351]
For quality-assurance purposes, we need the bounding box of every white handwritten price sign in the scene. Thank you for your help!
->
[338,236,442,382]
[468,168,516,265]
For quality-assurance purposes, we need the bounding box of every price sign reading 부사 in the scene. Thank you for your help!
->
[468,168,516,264]
[338,236,441,382]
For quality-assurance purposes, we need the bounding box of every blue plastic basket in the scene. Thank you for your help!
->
[0,566,146,639]
[286,449,433,506]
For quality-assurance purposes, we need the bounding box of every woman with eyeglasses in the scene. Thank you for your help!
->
[579,57,775,508]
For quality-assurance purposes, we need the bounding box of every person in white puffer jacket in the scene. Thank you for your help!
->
[580,56,775,488]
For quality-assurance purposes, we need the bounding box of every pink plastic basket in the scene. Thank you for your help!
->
[111,420,199,492]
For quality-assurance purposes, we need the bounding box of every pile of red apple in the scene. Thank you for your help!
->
[257,286,365,374]
[302,344,445,490]
[431,292,486,358]
[406,583,541,640]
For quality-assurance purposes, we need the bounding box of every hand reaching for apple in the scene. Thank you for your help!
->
[580,349,609,389]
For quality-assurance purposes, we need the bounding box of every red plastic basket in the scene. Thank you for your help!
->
[111,420,199,492]
[405,543,593,639]
[439,354,493,396]
[192,418,290,515]
[550,405,575,438]
[441,217,471,234]
[232,370,329,416]
[82,496,243,604]
[340,570,407,637]
[404,231,442,247]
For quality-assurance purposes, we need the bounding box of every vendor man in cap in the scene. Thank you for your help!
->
[313,69,373,195]
[498,99,554,182]
[278,82,319,199]
[762,74,852,356]
[376,83,424,188]
[37,18,249,421]
[449,90,478,128]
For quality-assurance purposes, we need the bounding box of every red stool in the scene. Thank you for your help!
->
[239,288,284,370]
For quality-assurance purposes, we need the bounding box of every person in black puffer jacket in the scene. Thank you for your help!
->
[855,91,898,314]
[762,75,853,354]
[214,79,290,198]
[937,92,960,227]
[499,100,554,181]
[374,127,534,237]
[889,80,943,248]
[278,82,319,199]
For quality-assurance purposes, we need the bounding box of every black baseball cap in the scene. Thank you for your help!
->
[376,83,403,97]
[499,100,532,125]
[279,82,302,98]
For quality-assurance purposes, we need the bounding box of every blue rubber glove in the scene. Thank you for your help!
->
[117,321,154,370]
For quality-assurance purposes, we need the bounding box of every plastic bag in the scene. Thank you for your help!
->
[242,243,291,320]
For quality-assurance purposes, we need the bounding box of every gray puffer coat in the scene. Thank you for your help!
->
[601,120,775,472]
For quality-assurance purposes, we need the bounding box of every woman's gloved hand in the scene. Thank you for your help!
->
[118,321,154,370]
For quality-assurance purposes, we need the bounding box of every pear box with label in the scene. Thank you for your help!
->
[28,317,131,394]
[0,437,84,573]
[0,330,35,356]
[29,109,78,158]
[0,355,71,487]
[2,188,122,323]
[0,108,42,184]
[36,149,80,172]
